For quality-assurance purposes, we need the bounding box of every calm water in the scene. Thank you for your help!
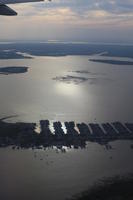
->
[0,141,133,200]
[0,55,133,123]
[0,55,133,200]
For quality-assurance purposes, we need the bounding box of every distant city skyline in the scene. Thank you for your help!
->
[0,0,133,43]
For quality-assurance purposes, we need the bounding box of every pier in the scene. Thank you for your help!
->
[53,121,64,138]
[77,123,91,137]
[102,123,118,138]
[64,121,78,137]
[40,120,52,137]
[125,123,133,133]
[89,123,105,137]
[112,122,130,136]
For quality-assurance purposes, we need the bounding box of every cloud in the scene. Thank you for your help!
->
[0,0,133,42]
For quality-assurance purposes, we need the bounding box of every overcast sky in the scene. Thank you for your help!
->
[0,0,133,43]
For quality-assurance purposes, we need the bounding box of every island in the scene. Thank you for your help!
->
[0,66,29,75]
[89,59,133,65]
[53,75,89,84]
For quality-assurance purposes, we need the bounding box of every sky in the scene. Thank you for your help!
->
[0,0,133,43]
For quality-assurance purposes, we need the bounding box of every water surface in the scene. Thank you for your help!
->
[0,53,133,200]
[0,55,133,123]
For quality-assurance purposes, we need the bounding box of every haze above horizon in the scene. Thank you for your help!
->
[0,0,133,43]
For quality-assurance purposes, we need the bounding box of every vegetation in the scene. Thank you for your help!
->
[70,174,133,200]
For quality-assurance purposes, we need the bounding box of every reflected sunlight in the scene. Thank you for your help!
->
[55,82,81,97]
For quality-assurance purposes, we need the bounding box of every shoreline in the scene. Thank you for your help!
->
[89,59,133,65]
[70,174,133,200]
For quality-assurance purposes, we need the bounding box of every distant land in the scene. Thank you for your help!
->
[0,66,28,75]
[89,59,133,65]
[0,50,32,59]
[0,42,133,59]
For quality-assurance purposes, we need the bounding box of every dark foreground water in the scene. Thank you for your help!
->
[0,48,133,199]
[0,141,133,200]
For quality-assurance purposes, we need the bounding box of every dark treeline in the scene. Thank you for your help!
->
[0,43,133,59]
